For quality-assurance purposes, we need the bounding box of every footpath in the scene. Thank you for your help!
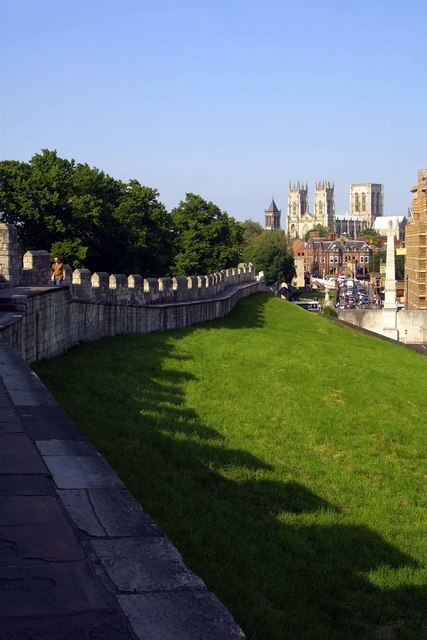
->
[0,337,246,639]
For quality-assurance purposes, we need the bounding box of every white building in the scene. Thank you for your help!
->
[373,215,407,240]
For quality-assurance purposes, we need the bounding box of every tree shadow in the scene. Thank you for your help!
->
[99,335,425,640]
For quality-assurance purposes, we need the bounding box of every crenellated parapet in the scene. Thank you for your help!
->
[0,223,255,301]
[69,263,255,305]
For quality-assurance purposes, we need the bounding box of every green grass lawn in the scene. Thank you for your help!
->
[34,293,427,640]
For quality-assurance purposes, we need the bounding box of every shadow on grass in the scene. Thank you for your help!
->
[212,291,270,329]
[103,352,424,639]
[36,294,426,640]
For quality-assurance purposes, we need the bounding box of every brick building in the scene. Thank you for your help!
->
[405,169,427,309]
[292,233,372,281]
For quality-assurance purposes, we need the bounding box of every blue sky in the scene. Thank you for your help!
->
[1,0,426,224]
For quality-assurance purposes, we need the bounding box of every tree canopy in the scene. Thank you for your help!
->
[242,229,296,285]
[170,193,243,276]
[369,250,405,280]
[240,219,264,247]
[0,150,172,275]
[0,150,247,278]
[304,224,330,241]
[360,228,382,247]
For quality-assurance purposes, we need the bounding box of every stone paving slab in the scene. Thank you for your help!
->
[20,418,87,440]
[36,438,97,456]
[0,496,84,563]
[0,474,55,496]
[118,592,246,640]
[0,369,55,406]
[15,405,77,421]
[92,537,206,593]
[43,455,125,489]
[16,406,87,440]
[0,610,135,640]
[58,488,164,538]
[0,422,24,433]
[0,433,47,474]
[0,408,21,423]
[0,562,115,617]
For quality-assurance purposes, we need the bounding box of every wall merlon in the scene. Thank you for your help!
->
[173,277,189,302]
[71,269,93,300]
[128,274,143,288]
[0,225,265,362]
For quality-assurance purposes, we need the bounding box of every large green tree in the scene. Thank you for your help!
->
[170,193,243,276]
[240,219,264,247]
[0,150,173,274]
[111,181,172,276]
[369,250,405,280]
[242,230,295,284]
[0,150,74,251]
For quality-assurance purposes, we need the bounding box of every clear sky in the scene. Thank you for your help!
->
[1,0,426,225]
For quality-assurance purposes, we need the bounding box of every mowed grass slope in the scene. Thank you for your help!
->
[34,293,427,640]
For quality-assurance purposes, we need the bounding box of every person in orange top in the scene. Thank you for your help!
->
[51,256,65,285]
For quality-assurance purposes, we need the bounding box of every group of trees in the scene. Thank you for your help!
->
[241,221,296,285]
[369,250,405,280]
[0,149,295,284]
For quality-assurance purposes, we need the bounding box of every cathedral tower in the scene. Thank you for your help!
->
[350,183,383,226]
[314,180,335,229]
[287,182,309,238]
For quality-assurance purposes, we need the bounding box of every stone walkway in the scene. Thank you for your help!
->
[0,339,246,639]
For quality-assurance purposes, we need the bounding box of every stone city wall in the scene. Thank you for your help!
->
[0,222,264,362]
[68,263,254,305]
[0,266,265,363]
[336,307,427,344]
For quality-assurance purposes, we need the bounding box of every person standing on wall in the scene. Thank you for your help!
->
[51,256,65,285]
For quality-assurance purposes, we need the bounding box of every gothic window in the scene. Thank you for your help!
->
[376,192,380,213]
[361,193,366,211]
[293,202,297,215]
[355,193,360,212]
[318,202,323,215]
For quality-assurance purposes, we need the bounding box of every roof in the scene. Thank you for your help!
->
[312,238,371,252]
[266,198,280,213]
[373,216,406,229]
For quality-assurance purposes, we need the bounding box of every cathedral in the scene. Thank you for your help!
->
[286,180,335,238]
[264,181,384,240]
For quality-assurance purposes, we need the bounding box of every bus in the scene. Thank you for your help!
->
[291,300,321,312]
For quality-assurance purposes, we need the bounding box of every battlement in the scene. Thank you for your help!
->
[68,264,255,305]
[0,222,255,303]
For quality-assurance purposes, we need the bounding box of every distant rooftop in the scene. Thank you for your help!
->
[266,198,280,213]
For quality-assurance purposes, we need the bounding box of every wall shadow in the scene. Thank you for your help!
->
[36,295,426,640]
[209,291,270,329]
[124,347,424,640]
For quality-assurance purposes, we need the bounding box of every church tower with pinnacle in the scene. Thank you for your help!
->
[264,198,281,230]
[314,180,335,229]
[287,182,309,238]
